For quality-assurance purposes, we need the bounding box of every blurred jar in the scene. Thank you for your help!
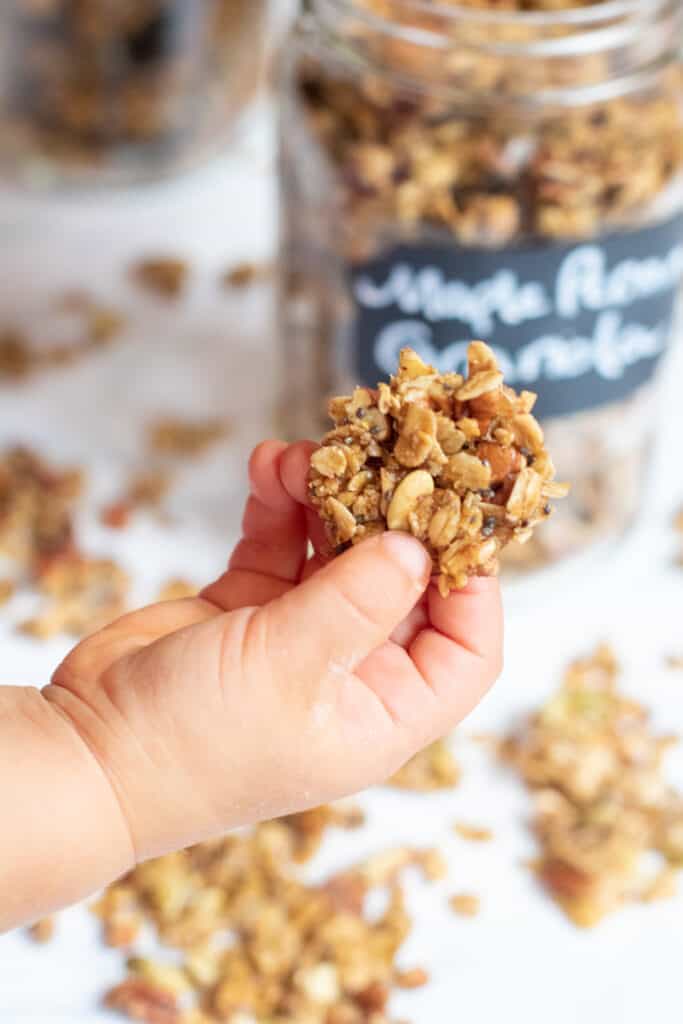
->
[0,0,270,186]
[279,0,683,571]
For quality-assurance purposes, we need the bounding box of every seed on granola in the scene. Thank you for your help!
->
[309,343,566,593]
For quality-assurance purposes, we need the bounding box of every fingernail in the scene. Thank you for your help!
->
[381,531,431,582]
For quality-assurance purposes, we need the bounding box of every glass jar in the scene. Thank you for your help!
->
[278,0,683,572]
[0,0,270,186]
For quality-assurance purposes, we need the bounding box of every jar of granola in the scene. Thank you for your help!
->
[279,0,683,570]
[0,0,271,186]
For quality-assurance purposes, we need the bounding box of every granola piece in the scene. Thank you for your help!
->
[101,470,173,531]
[148,417,229,458]
[394,967,429,989]
[132,258,189,299]
[453,822,493,843]
[309,343,567,593]
[222,261,272,289]
[389,738,459,791]
[502,646,683,926]
[449,893,480,918]
[0,579,15,606]
[20,554,129,638]
[27,917,55,943]
[104,978,180,1024]
[157,579,198,602]
[0,328,33,379]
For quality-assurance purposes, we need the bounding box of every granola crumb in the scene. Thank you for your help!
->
[309,343,567,593]
[449,893,480,918]
[101,470,172,531]
[27,917,55,943]
[454,822,493,843]
[103,978,179,1024]
[101,500,133,530]
[389,738,459,791]
[148,417,229,458]
[222,261,272,288]
[501,645,683,927]
[0,328,33,379]
[157,579,198,602]
[665,654,683,670]
[394,967,429,989]
[0,578,15,606]
[131,258,189,299]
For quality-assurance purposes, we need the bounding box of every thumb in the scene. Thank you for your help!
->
[253,531,431,683]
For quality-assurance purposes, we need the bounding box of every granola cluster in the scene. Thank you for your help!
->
[0,0,267,183]
[0,446,129,638]
[309,343,567,594]
[94,811,436,1024]
[502,646,683,927]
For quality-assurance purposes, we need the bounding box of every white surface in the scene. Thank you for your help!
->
[1,107,683,1024]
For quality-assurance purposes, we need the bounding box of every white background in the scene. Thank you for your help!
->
[0,103,682,1024]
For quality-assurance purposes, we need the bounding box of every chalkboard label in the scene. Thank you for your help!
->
[349,214,683,418]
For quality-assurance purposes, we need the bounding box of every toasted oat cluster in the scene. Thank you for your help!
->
[95,810,435,1024]
[502,646,683,927]
[309,343,567,594]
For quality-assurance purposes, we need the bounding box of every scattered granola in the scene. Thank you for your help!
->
[665,655,683,671]
[388,738,459,791]
[149,417,229,458]
[95,811,426,1024]
[222,262,272,289]
[453,823,493,844]
[502,645,683,927]
[449,894,480,918]
[20,556,129,639]
[132,259,189,299]
[309,343,567,594]
[0,301,125,382]
[0,447,82,574]
[0,446,130,638]
[101,471,173,531]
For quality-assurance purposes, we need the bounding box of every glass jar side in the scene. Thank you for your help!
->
[278,15,683,571]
